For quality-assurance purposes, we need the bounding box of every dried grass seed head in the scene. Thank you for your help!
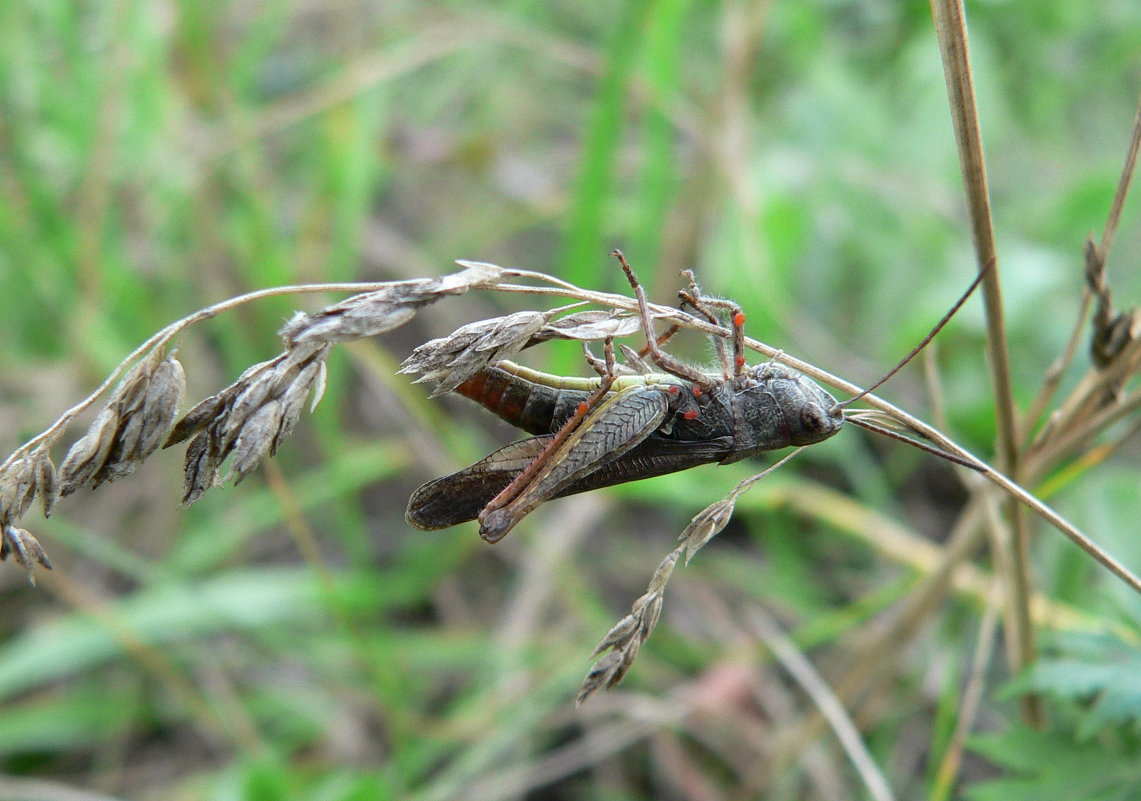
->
[33,449,59,518]
[400,311,550,397]
[680,497,737,563]
[58,351,186,495]
[0,525,53,584]
[0,448,61,580]
[174,344,330,506]
[58,406,120,496]
[280,262,512,348]
[533,310,643,342]
[0,455,37,523]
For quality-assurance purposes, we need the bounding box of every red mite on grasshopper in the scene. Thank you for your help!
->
[406,251,984,542]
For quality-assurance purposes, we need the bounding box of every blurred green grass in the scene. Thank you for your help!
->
[2,1,1141,799]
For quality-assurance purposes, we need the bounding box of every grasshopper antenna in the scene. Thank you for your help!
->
[834,262,992,472]
[845,413,982,470]
[836,260,991,411]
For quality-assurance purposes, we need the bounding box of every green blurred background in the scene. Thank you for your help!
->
[2,1,1141,799]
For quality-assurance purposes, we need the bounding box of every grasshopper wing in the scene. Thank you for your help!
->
[565,434,734,494]
[406,432,735,531]
[477,382,676,541]
[406,437,552,530]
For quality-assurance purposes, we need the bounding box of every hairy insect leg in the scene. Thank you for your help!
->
[678,269,748,379]
[675,272,748,378]
[618,344,654,374]
[611,250,715,392]
[582,342,609,377]
[583,340,640,378]
[477,338,620,542]
[633,291,705,365]
[672,271,732,378]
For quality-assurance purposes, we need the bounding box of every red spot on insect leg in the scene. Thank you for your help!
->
[576,402,589,415]
[683,410,699,420]
[735,355,746,368]
[733,312,746,327]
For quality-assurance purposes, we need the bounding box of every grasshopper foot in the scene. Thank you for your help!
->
[478,508,517,543]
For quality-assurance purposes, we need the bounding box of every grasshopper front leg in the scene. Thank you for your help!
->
[477,378,685,542]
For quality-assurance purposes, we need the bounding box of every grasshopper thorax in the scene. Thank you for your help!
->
[718,363,845,463]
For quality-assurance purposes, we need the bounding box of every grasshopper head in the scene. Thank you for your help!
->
[725,363,844,459]
[779,367,846,446]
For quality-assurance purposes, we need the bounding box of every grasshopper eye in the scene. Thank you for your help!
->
[800,405,829,434]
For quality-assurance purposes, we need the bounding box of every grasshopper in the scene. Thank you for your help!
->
[406,251,982,543]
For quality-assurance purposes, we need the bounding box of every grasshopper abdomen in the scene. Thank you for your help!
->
[455,361,599,436]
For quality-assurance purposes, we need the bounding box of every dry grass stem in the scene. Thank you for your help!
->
[930,0,1037,723]
[929,571,1002,801]
[746,607,897,801]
